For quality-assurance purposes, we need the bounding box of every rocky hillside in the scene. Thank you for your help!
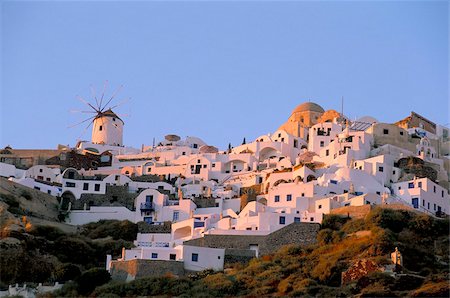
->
[62,208,448,297]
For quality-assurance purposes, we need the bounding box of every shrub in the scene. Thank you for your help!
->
[20,190,32,200]
[81,220,138,241]
[317,229,333,245]
[366,208,410,233]
[54,263,81,282]
[75,268,110,296]
[29,225,65,241]
[342,218,367,233]
[321,214,349,231]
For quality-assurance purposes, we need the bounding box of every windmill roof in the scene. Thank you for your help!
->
[96,109,123,122]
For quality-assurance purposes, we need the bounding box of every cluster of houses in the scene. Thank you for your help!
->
[1,102,449,275]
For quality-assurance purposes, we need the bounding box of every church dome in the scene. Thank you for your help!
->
[292,102,325,114]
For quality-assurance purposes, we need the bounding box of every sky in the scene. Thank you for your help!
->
[1,0,448,150]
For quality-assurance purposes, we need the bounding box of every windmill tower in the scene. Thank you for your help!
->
[70,81,129,146]
[92,109,124,146]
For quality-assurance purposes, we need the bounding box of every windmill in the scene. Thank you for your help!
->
[69,81,130,146]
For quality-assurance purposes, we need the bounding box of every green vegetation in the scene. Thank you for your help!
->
[2,206,449,297]
[0,220,137,286]
[56,208,450,297]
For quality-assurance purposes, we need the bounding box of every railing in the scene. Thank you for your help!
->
[193,221,205,228]
[140,202,154,211]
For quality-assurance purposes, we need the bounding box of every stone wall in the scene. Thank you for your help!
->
[330,205,372,219]
[75,185,138,210]
[184,223,319,256]
[224,248,256,265]
[110,259,185,281]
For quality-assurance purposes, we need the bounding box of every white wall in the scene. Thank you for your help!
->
[183,245,225,271]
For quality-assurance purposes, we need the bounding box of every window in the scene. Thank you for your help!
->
[147,168,151,173]
[39,169,43,173]
[47,190,51,194]
[398,186,401,190]
[192,253,199,262]
[383,129,389,135]
[83,183,89,190]
[310,217,314,222]
[173,211,179,221]
[294,217,300,223]
[320,141,324,147]
[422,199,425,206]
[212,163,215,168]
[400,131,404,136]
[65,182,75,188]
[68,171,75,179]
[278,133,281,137]
[433,186,436,193]
[378,166,384,172]
[274,195,280,202]
[326,149,329,156]
[393,170,396,175]
[193,144,198,149]
[112,117,116,121]
[408,182,414,189]
[169,254,176,260]
[428,202,430,209]
[182,152,186,155]
[95,184,100,191]
[318,204,322,209]
[418,181,422,188]
[203,165,207,168]
[99,125,103,131]
[197,159,201,163]
[286,194,292,201]
[294,139,298,148]
[301,193,305,197]
[281,138,285,142]
[279,216,286,225]
[146,195,153,202]
[434,204,436,211]
[34,186,40,190]
[151,253,158,259]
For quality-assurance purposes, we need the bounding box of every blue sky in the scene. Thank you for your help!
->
[1,1,448,150]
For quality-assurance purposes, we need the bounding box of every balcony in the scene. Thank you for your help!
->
[140,202,154,212]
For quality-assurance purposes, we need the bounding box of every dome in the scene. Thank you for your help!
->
[356,116,378,124]
[165,134,181,142]
[292,102,325,114]
[199,145,219,154]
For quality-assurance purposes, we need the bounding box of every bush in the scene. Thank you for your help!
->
[366,208,410,233]
[321,214,349,231]
[317,229,333,245]
[54,263,81,282]
[29,225,65,241]
[75,268,110,296]
[81,220,138,241]
[20,190,32,201]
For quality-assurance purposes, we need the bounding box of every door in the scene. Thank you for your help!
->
[195,165,201,174]
[412,198,419,209]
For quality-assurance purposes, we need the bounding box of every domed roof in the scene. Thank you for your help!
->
[292,102,325,114]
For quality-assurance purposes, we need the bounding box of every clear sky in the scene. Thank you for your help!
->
[1,0,448,150]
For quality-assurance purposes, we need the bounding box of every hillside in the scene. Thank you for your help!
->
[51,208,448,297]
[0,179,448,297]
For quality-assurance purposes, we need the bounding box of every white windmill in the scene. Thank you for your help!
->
[69,81,130,146]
